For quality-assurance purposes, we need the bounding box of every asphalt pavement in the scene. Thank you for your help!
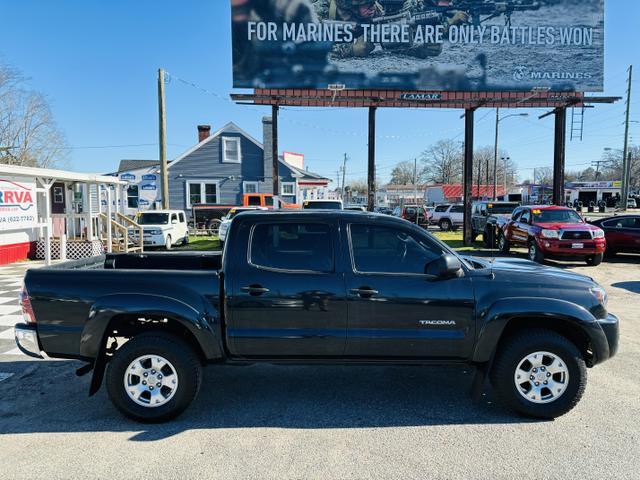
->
[0,255,638,480]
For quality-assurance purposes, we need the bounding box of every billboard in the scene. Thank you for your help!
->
[231,0,604,92]
[0,178,38,231]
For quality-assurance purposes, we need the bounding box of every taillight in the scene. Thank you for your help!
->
[20,286,36,324]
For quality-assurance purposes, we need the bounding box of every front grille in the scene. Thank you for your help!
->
[561,230,592,240]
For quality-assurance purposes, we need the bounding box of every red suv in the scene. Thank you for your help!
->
[497,205,606,265]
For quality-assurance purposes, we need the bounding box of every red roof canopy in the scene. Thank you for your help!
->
[435,184,506,199]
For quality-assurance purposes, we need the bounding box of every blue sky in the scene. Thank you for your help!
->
[0,0,638,185]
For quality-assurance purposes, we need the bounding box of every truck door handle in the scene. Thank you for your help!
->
[350,287,378,297]
[241,285,270,296]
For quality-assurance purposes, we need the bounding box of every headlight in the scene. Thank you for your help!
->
[592,229,605,239]
[146,229,162,235]
[541,229,559,239]
[590,286,608,306]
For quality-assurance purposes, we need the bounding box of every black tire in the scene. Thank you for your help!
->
[165,235,172,250]
[483,228,496,248]
[490,329,587,419]
[182,235,189,246]
[470,231,478,242]
[586,253,603,266]
[439,218,452,231]
[106,333,202,422]
[498,233,510,253]
[528,240,545,263]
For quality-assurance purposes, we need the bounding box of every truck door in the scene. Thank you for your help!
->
[342,221,476,359]
[227,219,347,357]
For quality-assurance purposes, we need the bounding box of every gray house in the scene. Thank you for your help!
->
[167,117,330,216]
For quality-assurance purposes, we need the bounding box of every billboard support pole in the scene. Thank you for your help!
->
[553,107,567,206]
[463,108,475,247]
[272,104,279,208]
[367,106,377,212]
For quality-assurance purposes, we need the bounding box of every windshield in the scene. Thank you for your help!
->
[303,201,342,210]
[533,209,583,224]
[487,203,519,214]
[137,213,169,225]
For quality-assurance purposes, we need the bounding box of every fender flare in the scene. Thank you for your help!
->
[80,293,223,360]
[472,297,607,363]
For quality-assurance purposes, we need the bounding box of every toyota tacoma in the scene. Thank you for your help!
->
[14,211,618,422]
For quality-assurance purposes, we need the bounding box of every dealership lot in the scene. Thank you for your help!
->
[0,252,637,480]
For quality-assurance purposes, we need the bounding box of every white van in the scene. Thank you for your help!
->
[136,210,189,250]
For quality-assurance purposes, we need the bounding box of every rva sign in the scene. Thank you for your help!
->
[0,178,38,230]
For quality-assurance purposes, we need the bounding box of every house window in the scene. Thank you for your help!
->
[243,181,258,194]
[222,137,241,163]
[187,181,219,207]
[281,182,295,196]
[188,183,202,206]
[127,185,139,209]
[53,187,64,203]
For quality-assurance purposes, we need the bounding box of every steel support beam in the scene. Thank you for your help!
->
[367,106,377,212]
[553,107,567,206]
[272,104,279,207]
[463,109,474,247]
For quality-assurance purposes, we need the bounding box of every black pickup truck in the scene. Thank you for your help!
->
[15,211,618,422]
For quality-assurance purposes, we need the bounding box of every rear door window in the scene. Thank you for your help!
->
[435,205,449,212]
[450,205,464,214]
[250,223,333,273]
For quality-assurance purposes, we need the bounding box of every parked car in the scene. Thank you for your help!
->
[431,204,464,231]
[497,205,606,265]
[627,198,637,209]
[375,206,393,215]
[471,201,520,247]
[588,215,640,256]
[344,204,367,212]
[134,210,189,250]
[302,199,343,210]
[218,207,267,246]
[395,204,430,227]
[16,211,618,422]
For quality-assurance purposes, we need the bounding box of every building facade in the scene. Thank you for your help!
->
[167,119,330,216]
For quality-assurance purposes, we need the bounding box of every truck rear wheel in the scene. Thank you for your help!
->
[490,329,587,419]
[106,333,202,422]
[498,233,510,253]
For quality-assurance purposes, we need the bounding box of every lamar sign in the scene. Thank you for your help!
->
[0,178,38,230]
[231,0,604,92]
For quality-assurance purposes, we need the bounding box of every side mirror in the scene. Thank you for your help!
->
[425,254,462,279]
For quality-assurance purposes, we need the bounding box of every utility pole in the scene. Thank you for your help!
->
[413,158,419,224]
[493,108,499,200]
[621,65,633,211]
[158,68,169,209]
[341,153,348,200]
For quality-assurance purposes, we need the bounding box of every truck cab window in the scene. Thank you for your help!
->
[349,224,442,275]
[250,223,333,273]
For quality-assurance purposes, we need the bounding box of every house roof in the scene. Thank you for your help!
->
[117,159,161,173]
[169,121,330,182]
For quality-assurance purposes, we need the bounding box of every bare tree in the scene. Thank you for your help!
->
[601,146,640,189]
[534,167,553,186]
[0,63,68,168]
[389,160,420,185]
[419,139,463,184]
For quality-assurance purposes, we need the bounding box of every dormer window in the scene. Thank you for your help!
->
[222,137,241,163]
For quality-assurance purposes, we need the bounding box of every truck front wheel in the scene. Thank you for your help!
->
[490,329,587,419]
[528,240,545,263]
[106,333,202,422]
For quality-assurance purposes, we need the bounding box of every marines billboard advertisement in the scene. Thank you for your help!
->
[231,0,604,92]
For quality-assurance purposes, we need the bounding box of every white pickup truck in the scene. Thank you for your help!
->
[135,210,189,249]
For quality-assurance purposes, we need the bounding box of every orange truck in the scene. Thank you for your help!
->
[192,194,299,230]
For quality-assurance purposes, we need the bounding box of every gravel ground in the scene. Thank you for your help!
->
[0,253,638,480]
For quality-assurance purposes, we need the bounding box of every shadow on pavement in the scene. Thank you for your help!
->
[611,281,640,294]
[0,360,540,441]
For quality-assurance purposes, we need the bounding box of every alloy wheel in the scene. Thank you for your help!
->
[514,351,569,404]
[124,354,179,408]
